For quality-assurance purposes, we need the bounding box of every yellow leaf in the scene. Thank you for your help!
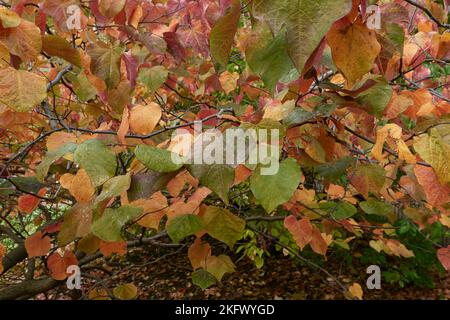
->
[0,66,47,112]
[113,283,138,300]
[414,127,450,185]
[372,124,416,164]
[348,283,363,300]
[263,100,295,121]
[0,8,21,28]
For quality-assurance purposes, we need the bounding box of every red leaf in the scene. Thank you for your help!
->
[18,188,47,214]
[47,251,78,280]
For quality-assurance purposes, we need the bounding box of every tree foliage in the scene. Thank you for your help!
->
[0,0,449,300]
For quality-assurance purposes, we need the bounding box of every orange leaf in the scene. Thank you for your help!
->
[99,240,127,257]
[234,164,252,185]
[132,191,168,230]
[25,231,52,258]
[129,103,162,135]
[188,238,212,270]
[310,226,328,256]
[0,243,5,274]
[414,165,450,206]
[0,19,42,62]
[117,107,130,146]
[437,246,450,271]
[60,169,95,203]
[327,20,380,86]
[284,216,313,250]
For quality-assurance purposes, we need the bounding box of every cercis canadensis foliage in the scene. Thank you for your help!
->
[0,0,449,299]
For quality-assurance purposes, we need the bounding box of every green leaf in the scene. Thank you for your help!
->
[245,22,294,91]
[201,206,245,248]
[127,171,178,202]
[88,44,123,89]
[74,139,117,187]
[36,143,77,182]
[319,201,357,220]
[135,145,184,173]
[252,0,352,74]
[167,214,203,243]
[0,179,15,196]
[91,205,142,242]
[250,158,301,212]
[210,0,241,67]
[95,175,131,205]
[355,76,393,118]
[137,66,168,93]
[360,198,394,216]
[192,269,217,290]
[206,255,236,281]
[10,176,45,194]
[68,71,98,102]
[283,108,315,127]
[187,164,234,204]
[315,156,356,183]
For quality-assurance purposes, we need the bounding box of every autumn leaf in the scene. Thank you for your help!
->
[113,283,138,300]
[347,283,363,300]
[18,188,47,214]
[284,216,313,250]
[0,66,47,112]
[0,7,21,28]
[137,66,169,93]
[58,202,93,246]
[99,240,127,257]
[372,124,416,164]
[25,231,52,258]
[129,103,162,136]
[414,128,450,185]
[349,163,385,198]
[60,169,96,203]
[210,0,241,67]
[98,0,126,19]
[437,246,450,271]
[0,19,42,62]
[414,164,450,207]
[42,35,82,68]
[327,20,381,86]
[252,0,352,74]
[88,44,123,89]
[188,238,212,270]
[47,251,78,280]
